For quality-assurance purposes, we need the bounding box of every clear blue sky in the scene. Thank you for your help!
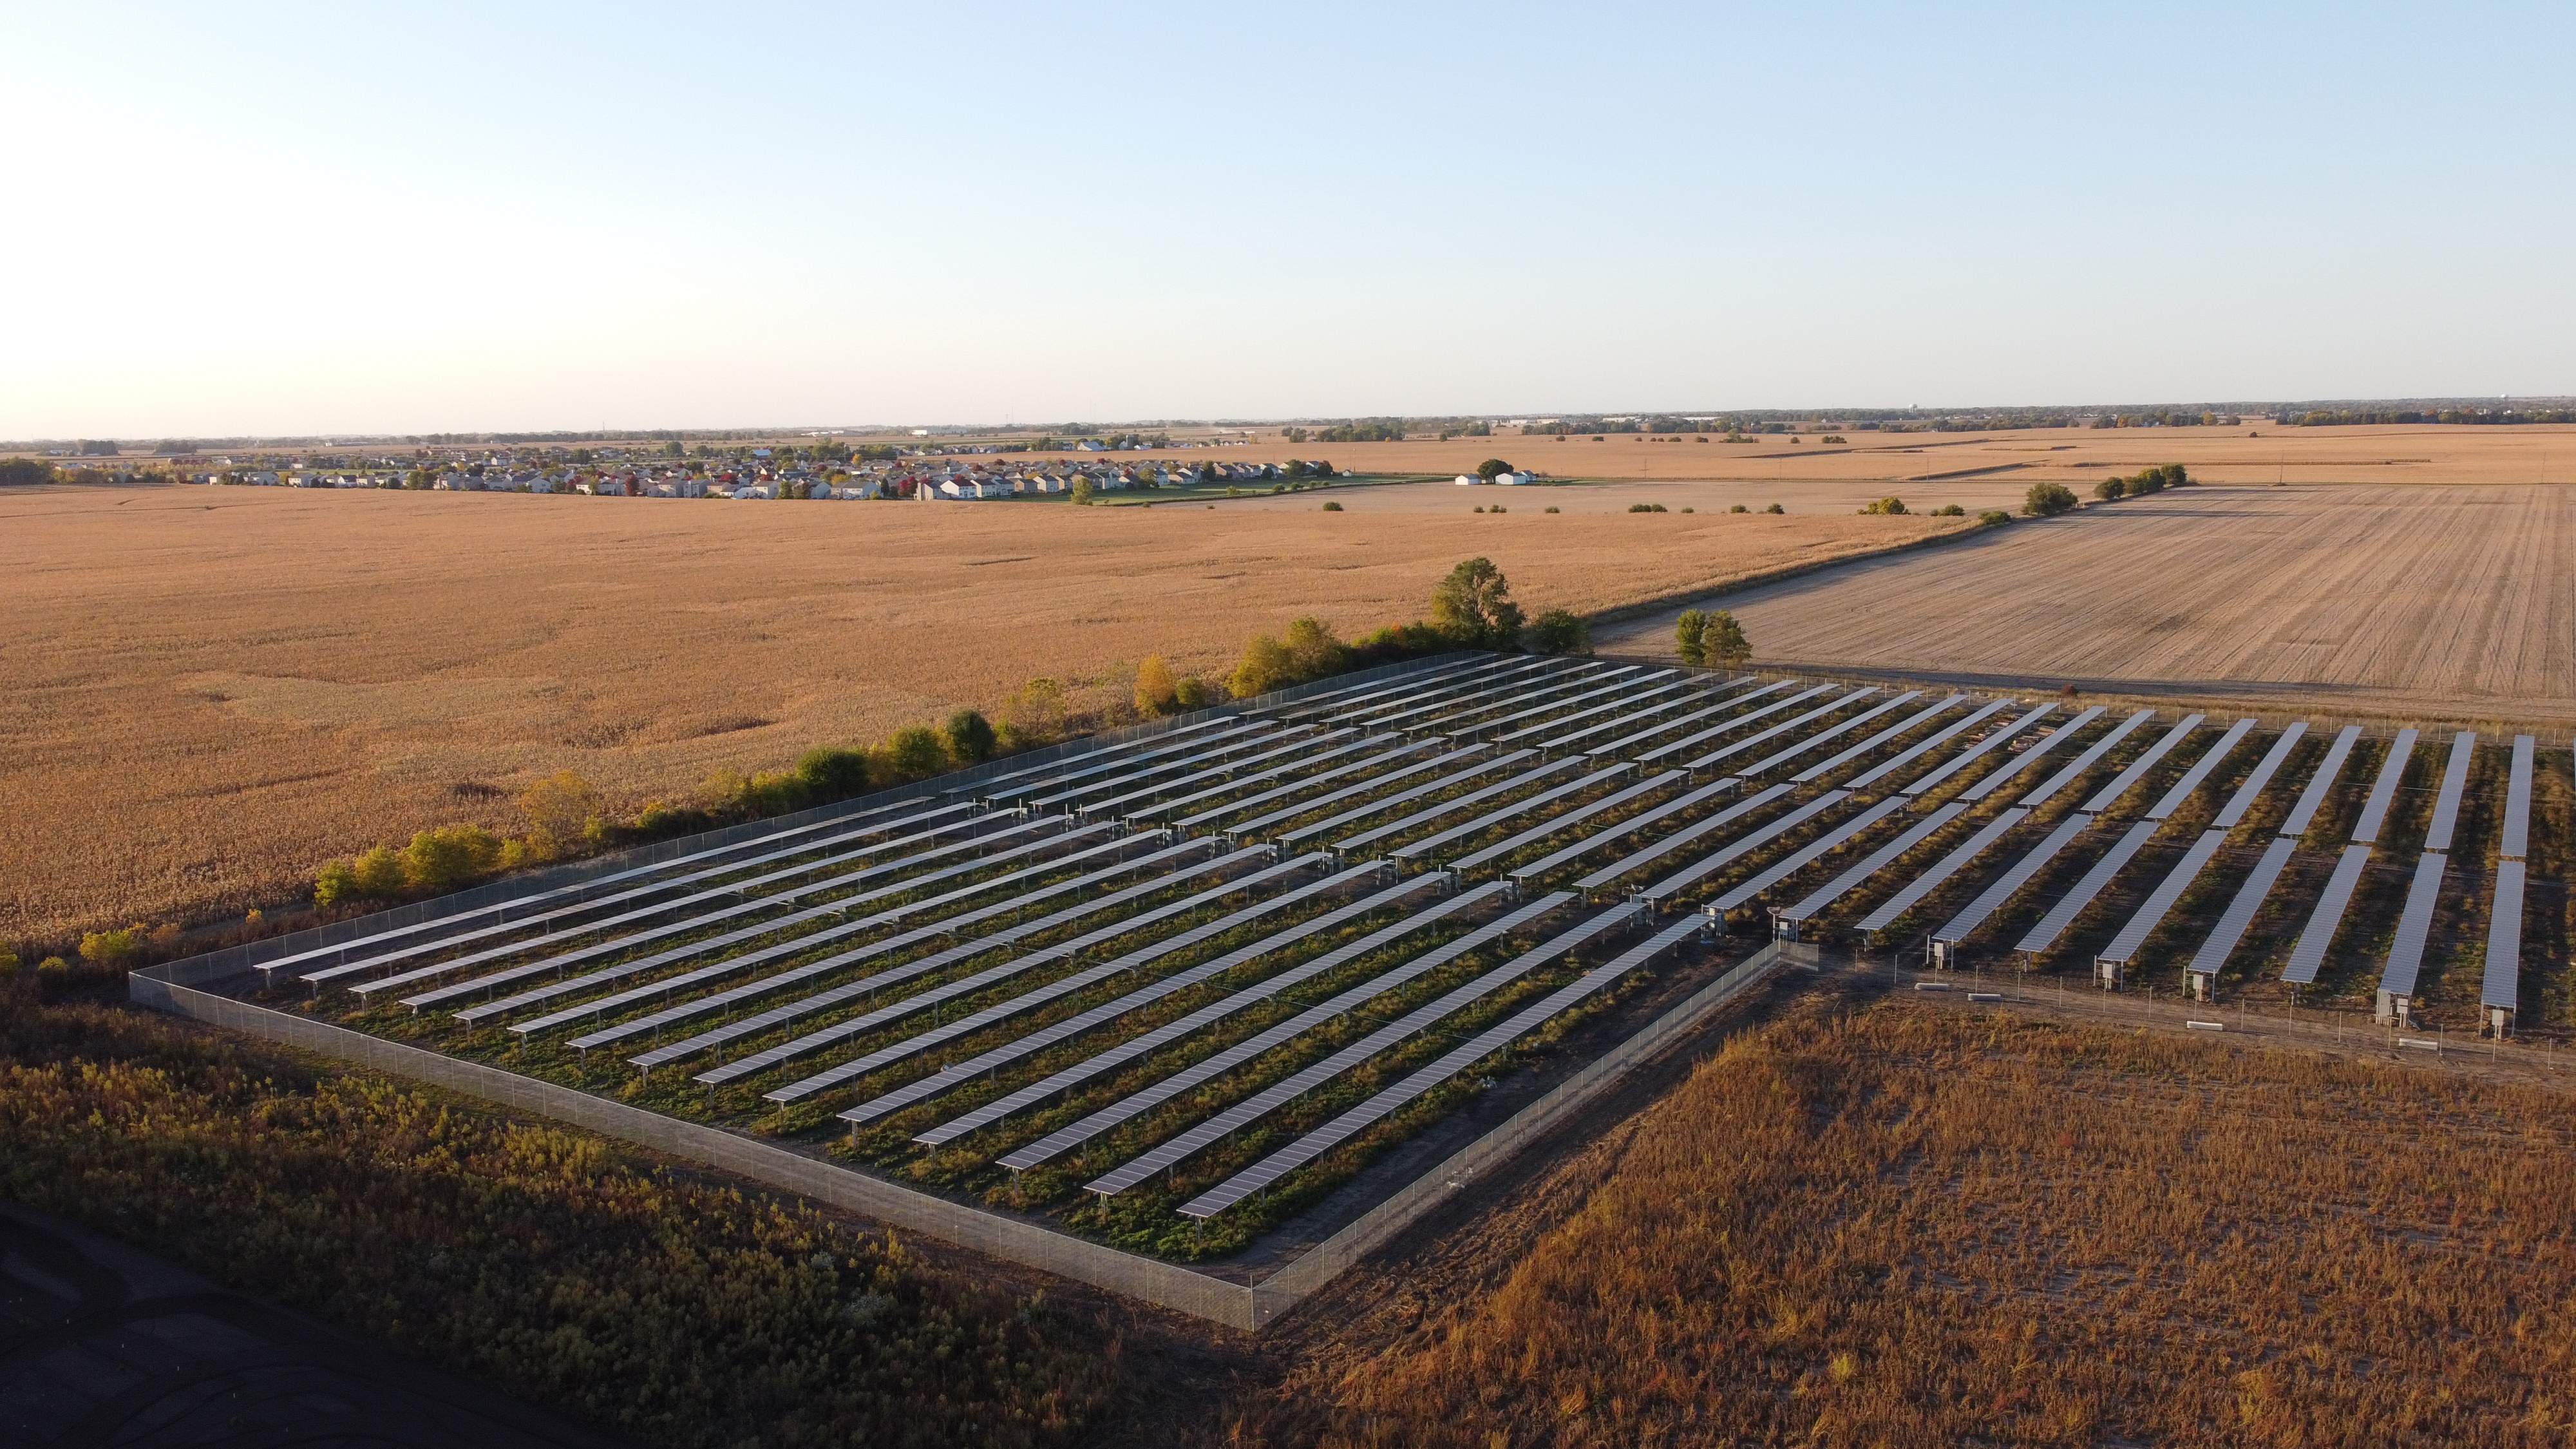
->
[7,2,2571,436]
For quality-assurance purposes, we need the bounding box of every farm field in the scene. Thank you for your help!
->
[1099,420,2576,489]
[0,484,1956,943]
[1209,995,2576,1448]
[1598,484,2576,728]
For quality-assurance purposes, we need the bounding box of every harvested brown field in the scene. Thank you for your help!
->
[1198,420,2576,489]
[0,484,1959,942]
[1213,994,2576,1448]
[1598,483,2576,727]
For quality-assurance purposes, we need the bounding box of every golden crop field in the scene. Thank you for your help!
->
[1087,420,2576,490]
[0,483,1957,943]
[1598,482,2576,727]
[1215,998,2576,1448]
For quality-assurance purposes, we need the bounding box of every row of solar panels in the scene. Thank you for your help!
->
[281,652,2555,1224]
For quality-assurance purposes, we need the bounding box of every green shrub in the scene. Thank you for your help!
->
[1173,676,1213,710]
[2023,482,2078,516]
[795,747,871,800]
[880,725,949,781]
[1933,503,1965,516]
[2094,476,2126,501]
[400,826,503,894]
[1321,500,1343,511]
[1676,608,1709,667]
[943,708,998,764]
[1979,509,2012,526]
[351,846,406,900]
[1763,502,1785,514]
[1526,609,1591,656]
[1728,504,1749,513]
[1859,497,1907,515]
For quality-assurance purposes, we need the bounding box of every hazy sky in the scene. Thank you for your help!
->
[8,2,2572,436]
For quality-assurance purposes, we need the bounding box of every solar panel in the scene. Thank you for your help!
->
[1511,777,1742,882]
[1899,703,2056,795]
[1129,730,1394,824]
[1174,738,1446,833]
[1640,791,1850,904]
[967,716,1240,795]
[999,720,1283,806]
[1449,770,1681,872]
[1685,688,1879,772]
[2012,819,2158,954]
[610,840,1249,1065]
[1573,782,1793,891]
[2074,714,2203,814]
[2184,837,2297,979]
[1406,663,1636,735]
[652,847,1297,1075]
[829,869,1448,1124]
[768,858,1387,1104]
[1583,678,1794,759]
[1631,683,1839,765]
[506,827,1166,1038]
[1332,757,1584,853]
[1325,656,1567,727]
[1998,707,2140,806]
[2144,718,2255,820]
[1269,749,1531,846]
[2375,851,2449,1001]
[709,852,1338,1090]
[2481,860,2526,1011]
[1962,706,2110,802]
[1933,811,2092,943]
[1024,724,1309,811]
[1070,896,1625,1194]
[382,812,1081,1007]
[1078,726,1342,818]
[1855,808,2029,933]
[1710,795,1911,913]
[909,880,1511,1145]
[2210,722,2306,829]
[1393,764,1634,861]
[1174,905,1704,1219]
[1783,801,1967,922]
[2281,844,2372,984]
[1455,666,1660,737]
[1269,657,1485,721]
[2349,728,2418,845]
[2094,829,2228,965]
[1738,690,1934,779]
[1493,676,1698,744]
[1833,697,2003,789]
[2502,735,2535,858]
[2277,725,2361,838]
[2421,731,2476,853]
[1541,676,1756,755]
[983,892,1577,1168]
[277,796,978,987]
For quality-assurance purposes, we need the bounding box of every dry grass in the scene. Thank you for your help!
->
[1217,996,2576,1448]
[1217,421,2576,488]
[1598,483,2576,726]
[0,484,1958,942]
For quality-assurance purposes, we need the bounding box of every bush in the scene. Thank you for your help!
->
[1430,557,1524,649]
[1283,617,1347,681]
[78,928,144,969]
[1675,608,1709,667]
[1933,503,1965,516]
[1626,502,1669,513]
[519,771,603,852]
[2094,476,2126,502]
[314,857,361,908]
[1134,654,1179,715]
[1173,676,1213,710]
[1978,509,2013,526]
[1859,497,1907,515]
[0,952,17,978]
[1763,502,1785,514]
[2023,481,2078,516]
[1544,505,1560,513]
[1320,500,1343,511]
[880,726,948,781]
[795,747,871,800]
[352,846,407,900]
[1228,634,1294,699]
[943,708,998,764]
[1729,504,1749,513]
[1702,609,1752,668]
[1525,609,1591,656]
[400,826,503,894]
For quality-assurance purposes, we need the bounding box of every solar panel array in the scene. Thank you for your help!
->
[273,651,2559,1251]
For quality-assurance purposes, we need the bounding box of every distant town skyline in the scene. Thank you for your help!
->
[7,1,2572,437]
